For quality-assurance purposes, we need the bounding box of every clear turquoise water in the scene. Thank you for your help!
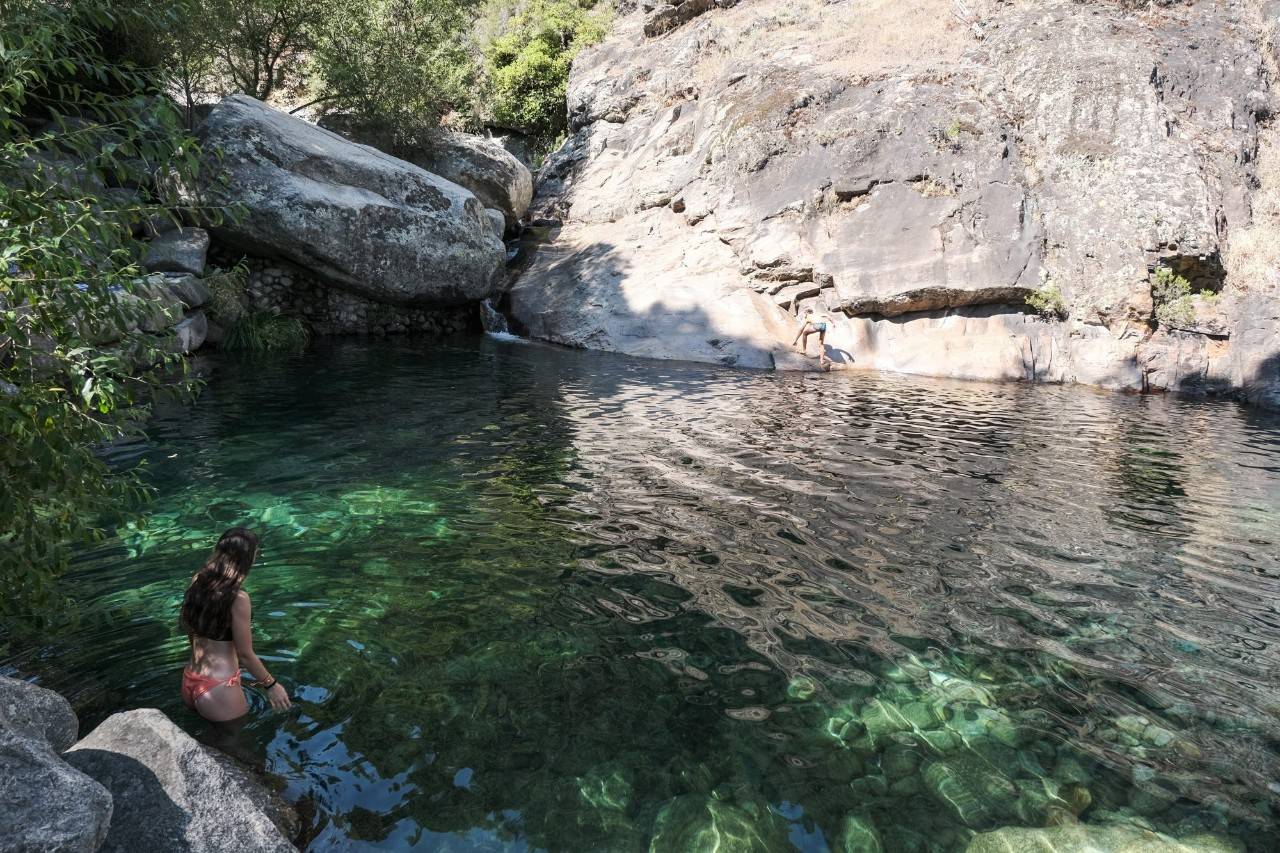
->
[6,337,1280,851]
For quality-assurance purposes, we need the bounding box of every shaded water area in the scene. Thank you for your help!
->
[6,337,1280,851]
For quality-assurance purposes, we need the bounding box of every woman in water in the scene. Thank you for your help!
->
[180,527,291,721]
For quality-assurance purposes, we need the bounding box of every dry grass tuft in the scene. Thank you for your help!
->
[1227,123,1280,294]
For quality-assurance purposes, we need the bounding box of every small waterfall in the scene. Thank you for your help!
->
[479,298,511,335]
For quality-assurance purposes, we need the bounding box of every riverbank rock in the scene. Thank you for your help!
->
[193,95,503,307]
[143,227,209,276]
[964,824,1244,853]
[162,273,211,309]
[170,311,208,354]
[1,730,114,853]
[0,675,79,752]
[509,0,1280,406]
[0,677,112,853]
[65,708,295,852]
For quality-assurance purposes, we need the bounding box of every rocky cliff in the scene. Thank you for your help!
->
[509,0,1280,408]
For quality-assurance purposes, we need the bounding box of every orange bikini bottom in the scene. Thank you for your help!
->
[181,667,242,708]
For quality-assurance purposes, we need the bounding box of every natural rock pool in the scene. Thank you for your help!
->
[6,338,1280,851]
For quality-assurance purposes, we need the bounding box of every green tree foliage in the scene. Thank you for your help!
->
[1,0,208,632]
[308,0,480,142]
[158,0,325,125]
[480,0,610,147]
[1025,283,1067,320]
[157,0,612,155]
[1151,267,1196,328]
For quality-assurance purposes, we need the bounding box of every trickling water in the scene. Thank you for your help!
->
[5,338,1280,851]
[479,298,510,334]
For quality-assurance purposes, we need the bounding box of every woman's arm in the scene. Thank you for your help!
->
[231,592,292,710]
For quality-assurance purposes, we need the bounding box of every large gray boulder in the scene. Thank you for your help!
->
[65,709,295,853]
[0,675,79,752]
[404,131,533,233]
[143,227,209,276]
[194,95,503,306]
[0,677,113,853]
[510,0,1280,403]
[1,730,114,853]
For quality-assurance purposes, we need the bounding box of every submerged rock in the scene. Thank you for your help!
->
[65,709,295,852]
[923,756,1019,829]
[860,699,912,747]
[647,794,791,852]
[194,95,503,307]
[964,824,1244,853]
[837,814,885,853]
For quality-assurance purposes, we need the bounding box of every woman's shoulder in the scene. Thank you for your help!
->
[233,589,252,608]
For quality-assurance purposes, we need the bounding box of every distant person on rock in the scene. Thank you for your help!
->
[793,306,832,367]
[180,527,291,722]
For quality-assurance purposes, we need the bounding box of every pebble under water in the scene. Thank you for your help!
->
[6,337,1280,851]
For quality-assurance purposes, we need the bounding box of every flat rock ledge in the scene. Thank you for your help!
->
[0,676,296,853]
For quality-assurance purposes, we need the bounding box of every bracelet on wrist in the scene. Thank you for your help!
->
[260,677,277,690]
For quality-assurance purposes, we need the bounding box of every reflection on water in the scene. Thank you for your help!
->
[5,337,1280,851]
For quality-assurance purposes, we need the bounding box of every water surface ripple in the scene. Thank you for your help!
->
[6,338,1280,851]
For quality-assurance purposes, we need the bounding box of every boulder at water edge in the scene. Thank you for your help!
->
[0,674,80,752]
[65,709,295,853]
[194,95,504,306]
[0,676,113,852]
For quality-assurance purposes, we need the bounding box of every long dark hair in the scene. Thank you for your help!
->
[180,527,259,639]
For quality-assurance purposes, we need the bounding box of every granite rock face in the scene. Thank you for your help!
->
[509,0,1280,405]
[66,708,295,853]
[194,95,504,307]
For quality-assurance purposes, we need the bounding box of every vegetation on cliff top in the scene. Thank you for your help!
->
[161,0,611,155]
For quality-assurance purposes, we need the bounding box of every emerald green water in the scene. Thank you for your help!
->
[6,337,1280,851]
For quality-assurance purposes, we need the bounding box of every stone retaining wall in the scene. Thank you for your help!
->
[210,248,478,338]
